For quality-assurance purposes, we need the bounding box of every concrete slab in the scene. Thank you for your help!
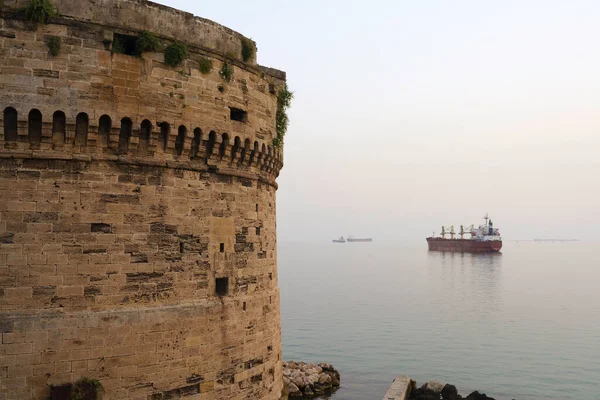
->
[383,375,415,400]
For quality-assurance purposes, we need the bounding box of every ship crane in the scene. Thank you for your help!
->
[441,225,455,239]
[459,224,476,239]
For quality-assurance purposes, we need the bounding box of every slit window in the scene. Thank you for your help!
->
[98,115,112,147]
[3,107,18,142]
[159,122,170,151]
[220,243,225,253]
[215,277,228,296]
[175,125,186,156]
[229,107,248,123]
[52,111,66,144]
[113,33,138,56]
[118,117,132,152]
[243,301,247,311]
[75,113,88,146]
[256,227,261,236]
[28,109,43,144]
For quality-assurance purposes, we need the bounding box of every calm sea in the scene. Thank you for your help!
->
[279,241,600,400]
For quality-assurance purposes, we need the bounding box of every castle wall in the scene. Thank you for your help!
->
[0,1,286,398]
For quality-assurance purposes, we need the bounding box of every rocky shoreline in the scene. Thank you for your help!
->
[282,361,341,398]
[410,380,496,400]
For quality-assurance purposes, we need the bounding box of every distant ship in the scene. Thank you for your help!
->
[332,236,346,243]
[426,214,502,253]
[346,235,373,243]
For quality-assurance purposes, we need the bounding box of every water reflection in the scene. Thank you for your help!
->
[427,250,502,315]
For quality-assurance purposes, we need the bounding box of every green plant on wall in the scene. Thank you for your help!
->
[219,62,233,82]
[273,83,293,148]
[47,36,61,57]
[164,42,188,67]
[112,36,126,54]
[71,378,103,400]
[136,30,159,54]
[241,37,256,63]
[25,0,58,25]
[198,57,213,74]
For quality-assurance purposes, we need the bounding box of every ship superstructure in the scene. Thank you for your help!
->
[426,214,502,253]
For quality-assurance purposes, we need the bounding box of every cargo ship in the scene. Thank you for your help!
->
[332,236,346,243]
[347,235,373,243]
[426,214,502,253]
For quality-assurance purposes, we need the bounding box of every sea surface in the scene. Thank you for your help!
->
[278,241,600,400]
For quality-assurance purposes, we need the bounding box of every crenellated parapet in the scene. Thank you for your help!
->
[0,107,284,185]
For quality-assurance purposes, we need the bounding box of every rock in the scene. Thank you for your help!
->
[318,373,332,384]
[283,360,340,398]
[465,391,495,400]
[303,385,315,396]
[422,380,446,395]
[291,376,304,389]
[287,382,302,397]
[442,384,459,400]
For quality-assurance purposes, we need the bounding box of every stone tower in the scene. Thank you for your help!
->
[0,1,287,399]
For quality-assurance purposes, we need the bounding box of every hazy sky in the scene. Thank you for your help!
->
[156,0,600,241]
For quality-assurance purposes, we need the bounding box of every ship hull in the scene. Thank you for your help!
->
[426,238,502,253]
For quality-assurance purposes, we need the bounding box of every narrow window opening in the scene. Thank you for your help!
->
[191,128,202,159]
[206,131,216,158]
[28,109,43,144]
[175,125,186,156]
[256,227,261,236]
[52,111,66,145]
[220,243,225,253]
[4,107,18,142]
[231,136,241,161]
[268,273,272,281]
[229,107,248,123]
[179,242,184,253]
[256,204,259,212]
[75,113,89,146]
[215,277,228,296]
[113,33,138,56]
[269,296,272,304]
[139,119,152,152]
[118,117,132,153]
[159,122,170,152]
[243,301,247,311]
[219,133,229,159]
[98,115,112,147]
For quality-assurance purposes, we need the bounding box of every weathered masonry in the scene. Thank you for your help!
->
[0,0,287,399]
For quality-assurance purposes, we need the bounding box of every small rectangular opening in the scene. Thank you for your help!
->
[179,242,184,253]
[243,301,247,311]
[229,107,248,123]
[269,296,272,304]
[256,204,259,212]
[268,273,272,280]
[113,33,138,56]
[216,277,228,296]
[256,227,261,236]
[220,243,225,253]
